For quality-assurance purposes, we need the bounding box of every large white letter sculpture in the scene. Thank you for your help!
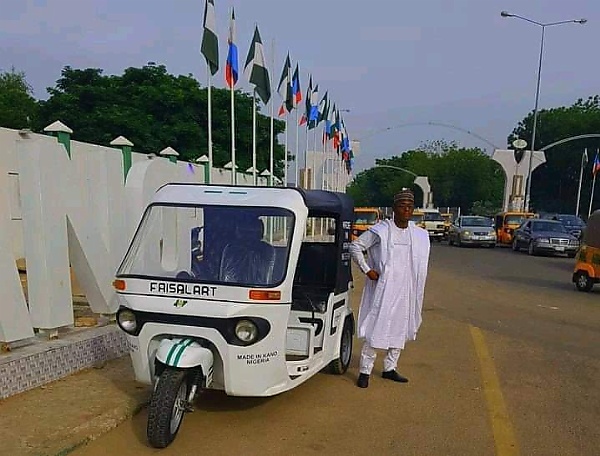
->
[0,130,204,344]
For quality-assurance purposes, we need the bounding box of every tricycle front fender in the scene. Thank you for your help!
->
[156,338,214,377]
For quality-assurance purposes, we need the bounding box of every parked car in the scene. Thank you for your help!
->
[512,219,579,257]
[542,214,586,240]
[448,216,496,248]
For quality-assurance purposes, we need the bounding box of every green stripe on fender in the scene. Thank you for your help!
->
[173,339,195,367]
[166,339,187,365]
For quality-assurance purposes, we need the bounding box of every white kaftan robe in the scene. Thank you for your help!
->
[350,220,430,350]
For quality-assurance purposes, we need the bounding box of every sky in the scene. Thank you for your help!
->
[1,0,598,174]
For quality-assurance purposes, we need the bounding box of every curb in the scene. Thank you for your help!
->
[52,400,148,456]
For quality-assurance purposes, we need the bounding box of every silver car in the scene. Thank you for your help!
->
[448,216,496,248]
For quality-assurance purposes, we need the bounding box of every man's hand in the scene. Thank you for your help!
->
[366,269,379,281]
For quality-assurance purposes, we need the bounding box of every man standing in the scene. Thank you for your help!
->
[349,188,430,388]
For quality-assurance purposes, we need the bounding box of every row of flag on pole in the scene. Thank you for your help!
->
[199,0,354,176]
[576,148,600,218]
[582,149,600,177]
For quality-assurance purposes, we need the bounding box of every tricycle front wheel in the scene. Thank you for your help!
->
[147,368,190,448]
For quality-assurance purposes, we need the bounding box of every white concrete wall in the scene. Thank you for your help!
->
[0,127,269,343]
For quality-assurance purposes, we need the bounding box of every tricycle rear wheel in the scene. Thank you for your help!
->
[327,319,353,375]
[147,368,189,448]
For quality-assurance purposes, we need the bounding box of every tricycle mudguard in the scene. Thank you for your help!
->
[156,338,214,385]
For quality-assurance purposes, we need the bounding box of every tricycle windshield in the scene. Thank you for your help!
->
[354,211,379,224]
[117,204,295,287]
[505,215,525,225]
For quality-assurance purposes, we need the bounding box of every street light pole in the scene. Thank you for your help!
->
[500,11,587,212]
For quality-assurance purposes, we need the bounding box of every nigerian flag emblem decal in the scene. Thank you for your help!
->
[174,299,188,308]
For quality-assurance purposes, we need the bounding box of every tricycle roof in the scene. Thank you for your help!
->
[153,183,305,212]
[584,210,600,248]
[153,184,353,219]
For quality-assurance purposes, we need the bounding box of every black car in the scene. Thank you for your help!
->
[512,219,580,257]
[543,214,586,240]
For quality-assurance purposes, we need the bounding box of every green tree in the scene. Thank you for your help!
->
[347,142,503,212]
[0,68,37,129]
[36,65,286,177]
[509,96,600,213]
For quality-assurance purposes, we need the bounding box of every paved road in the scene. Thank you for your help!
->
[73,243,600,456]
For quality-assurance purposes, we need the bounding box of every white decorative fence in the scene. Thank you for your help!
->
[0,125,269,345]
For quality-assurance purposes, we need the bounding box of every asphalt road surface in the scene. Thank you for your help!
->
[73,242,600,456]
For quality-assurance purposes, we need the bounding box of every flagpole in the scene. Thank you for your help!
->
[576,148,586,217]
[321,132,326,190]
[589,173,596,218]
[336,146,341,192]
[310,127,317,237]
[252,89,257,185]
[284,116,288,186]
[320,132,326,236]
[230,72,236,185]
[304,125,309,189]
[312,127,317,189]
[269,39,275,187]
[207,68,213,184]
[589,149,598,218]
[295,109,300,187]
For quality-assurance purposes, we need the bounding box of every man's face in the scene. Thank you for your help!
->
[393,200,415,222]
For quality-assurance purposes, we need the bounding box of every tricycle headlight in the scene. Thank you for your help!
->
[117,308,138,334]
[235,320,258,344]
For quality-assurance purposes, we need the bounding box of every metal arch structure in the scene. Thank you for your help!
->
[540,134,600,152]
[375,164,433,208]
[524,134,600,165]
[374,164,418,178]
[359,121,503,152]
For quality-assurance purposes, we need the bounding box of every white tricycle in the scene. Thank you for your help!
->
[113,184,355,448]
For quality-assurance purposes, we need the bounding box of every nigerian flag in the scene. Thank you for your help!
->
[245,26,271,104]
[200,0,219,75]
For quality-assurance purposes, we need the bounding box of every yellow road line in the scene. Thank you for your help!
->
[470,325,520,456]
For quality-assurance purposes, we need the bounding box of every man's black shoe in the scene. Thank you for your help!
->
[382,370,409,383]
[356,373,369,388]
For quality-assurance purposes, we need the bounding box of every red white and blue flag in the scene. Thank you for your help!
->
[292,64,302,108]
[593,151,600,177]
[225,8,238,88]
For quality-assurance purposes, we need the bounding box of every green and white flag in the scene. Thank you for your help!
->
[244,26,271,104]
[200,0,219,75]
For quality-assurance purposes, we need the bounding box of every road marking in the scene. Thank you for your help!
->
[470,325,520,456]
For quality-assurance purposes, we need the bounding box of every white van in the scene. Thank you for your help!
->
[419,208,446,241]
